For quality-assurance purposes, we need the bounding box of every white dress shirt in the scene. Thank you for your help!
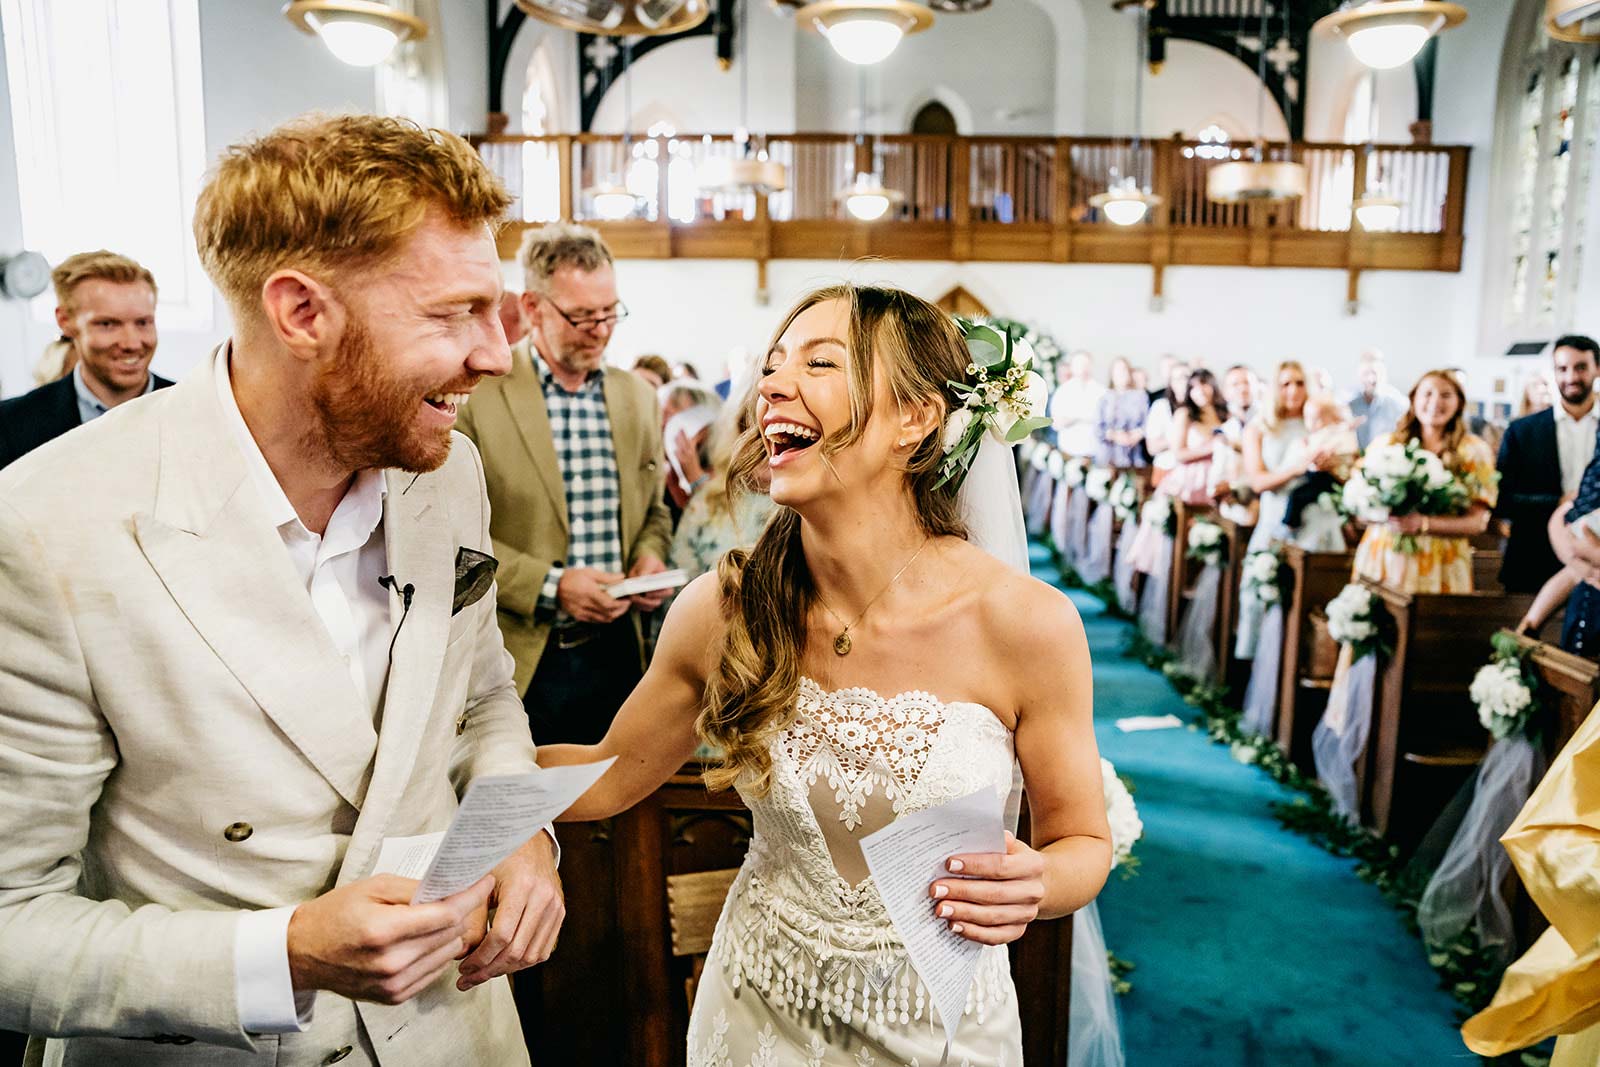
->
[1051,379,1106,458]
[1555,401,1599,495]
[216,345,392,1034]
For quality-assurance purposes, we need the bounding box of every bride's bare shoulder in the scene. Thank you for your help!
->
[655,571,730,679]
[961,544,1089,657]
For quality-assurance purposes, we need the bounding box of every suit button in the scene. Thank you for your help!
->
[455,713,468,736]
[223,822,253,842]
[325,1047,353,1064]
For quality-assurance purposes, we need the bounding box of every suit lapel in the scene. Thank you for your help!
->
[502,341,567,533]
[604,369,640,549]
[134,353,377,809]
[337,469,455,881]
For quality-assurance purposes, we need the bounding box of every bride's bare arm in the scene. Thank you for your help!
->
[934,577,1111,943]
[539,572,723,820]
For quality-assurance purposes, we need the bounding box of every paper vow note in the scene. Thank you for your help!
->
[409,758,615,904]
[1115,713,1185,733]
[605,568,689,599]
[373,831,447,879]
[858,787,1006,1056]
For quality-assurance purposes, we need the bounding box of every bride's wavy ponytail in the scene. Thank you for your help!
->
[698,284,969,795]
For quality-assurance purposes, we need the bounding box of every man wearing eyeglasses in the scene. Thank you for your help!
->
[456,222,672,747]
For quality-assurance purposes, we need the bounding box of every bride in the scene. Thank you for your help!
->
[539,284,1111,1066]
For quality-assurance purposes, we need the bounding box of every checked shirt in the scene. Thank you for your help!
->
[535,358,624,618]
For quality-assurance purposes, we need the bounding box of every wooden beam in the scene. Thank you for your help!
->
[558,135,574,221]
[1050,137,1072,262]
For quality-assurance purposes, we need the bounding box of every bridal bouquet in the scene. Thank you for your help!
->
[1111,474,1140,522]
[1325,582,1389,661]
[1085,467,1113,503]
[1141,494,1176,537]
[939,318,1051,489]
[1337,439,1478,552]
[1186,518,1224,565]
[1101,757,1143,872]
[1241,548,1283,606]
[1469,632,1542,741]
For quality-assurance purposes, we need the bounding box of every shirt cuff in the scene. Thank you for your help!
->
[539,823,562,868]
[235,906,315,1034]
[539,565,564,613]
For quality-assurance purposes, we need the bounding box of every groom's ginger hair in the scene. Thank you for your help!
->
[193,112,511,317]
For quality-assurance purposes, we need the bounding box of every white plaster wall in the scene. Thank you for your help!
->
[793,2,1056,134]
[0,20,29,397]
[1144,40,1289,142]
[588,2,796,135]
[1302,32,1418,143]
[555,256,1471,396]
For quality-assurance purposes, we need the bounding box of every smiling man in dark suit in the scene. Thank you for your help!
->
[1497,335,1600,593]
[0,251,172,468]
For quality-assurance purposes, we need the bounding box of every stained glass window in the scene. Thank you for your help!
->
[1507,68,1545,321]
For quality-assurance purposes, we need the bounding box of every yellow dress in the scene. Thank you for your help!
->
[1461,701,1600,1063]
[1349,434,1498,594]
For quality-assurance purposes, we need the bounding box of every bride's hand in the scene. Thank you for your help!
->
[929,831,1046,945]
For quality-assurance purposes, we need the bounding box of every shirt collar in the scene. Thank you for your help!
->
[1554,401,1599,427]
[73,362,155,416]
[213,343,387,538]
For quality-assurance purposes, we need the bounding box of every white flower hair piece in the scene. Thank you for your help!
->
[938,317,1051,490]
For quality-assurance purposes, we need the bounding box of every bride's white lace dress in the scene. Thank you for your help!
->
[687,677,1024,1067]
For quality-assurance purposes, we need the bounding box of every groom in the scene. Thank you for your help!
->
[0,114,561,1063]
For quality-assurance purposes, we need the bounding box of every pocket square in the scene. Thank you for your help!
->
[453,548,498,617]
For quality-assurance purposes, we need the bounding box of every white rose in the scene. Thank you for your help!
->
[942,408,974,454]
[1230,742,1260,764]
[1017,370,1048,420]
[1420,453,1454,491]
[1011,336,1036,370]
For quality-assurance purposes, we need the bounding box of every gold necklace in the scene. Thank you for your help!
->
[814,538,931,656]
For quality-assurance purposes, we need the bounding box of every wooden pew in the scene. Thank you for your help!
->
[1274,545,1357,768]
[527,764,1073,1065]
[1501,630,1600,761]
[1215,516,1256,689]
[1361,577,1535,851]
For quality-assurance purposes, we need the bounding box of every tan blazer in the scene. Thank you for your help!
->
[0,352,540,1066]
[455,339,672,695]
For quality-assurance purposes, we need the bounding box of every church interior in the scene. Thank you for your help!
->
[3,0,1600,1065]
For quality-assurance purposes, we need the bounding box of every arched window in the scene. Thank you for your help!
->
[519,42,564,222]
[1484,1,1600,350]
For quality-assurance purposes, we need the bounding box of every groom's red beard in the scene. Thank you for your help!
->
[308,315,477,474]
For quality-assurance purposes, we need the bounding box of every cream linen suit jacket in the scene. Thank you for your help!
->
[454,339,672,695]
[0,351,540,1066]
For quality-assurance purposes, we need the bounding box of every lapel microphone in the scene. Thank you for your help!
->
[378,574,416,663]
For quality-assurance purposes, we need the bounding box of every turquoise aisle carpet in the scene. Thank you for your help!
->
[1029,542,1477,1066]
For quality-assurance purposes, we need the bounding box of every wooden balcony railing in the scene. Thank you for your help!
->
[473,132,1469,274]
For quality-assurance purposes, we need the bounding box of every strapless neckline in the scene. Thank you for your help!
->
[797,675,1007,729]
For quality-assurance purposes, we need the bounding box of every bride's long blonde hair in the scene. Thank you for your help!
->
[698,284,970,795]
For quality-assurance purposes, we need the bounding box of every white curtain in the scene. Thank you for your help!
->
[1174,564,1221,682]
[1114,521,1140,615]
[1138,536,1174,646]
[1240,604,1284,736]
[1312,652,1380,822]
[1080,504,1115,587]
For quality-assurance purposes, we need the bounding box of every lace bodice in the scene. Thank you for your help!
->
[707,678,1017,1035]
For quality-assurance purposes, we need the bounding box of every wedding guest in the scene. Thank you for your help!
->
[660,380,722,510]
[1242,361,1313,556]
[1448,365,1503,454]
[1127,369,1225,576]
[0,251,172,469]
[1130,366,1150,394]
[1094,356,1149,468]
[1051,350,1105,459]
[1149,354,1176,404]
[1544,431,1600,655]
[665,395,773,589]
[1497,335,1599,594]
[632,354,671,390]
[1347,348,1407,450]
[1282,395,1359,549]
[1144,360,1190,483]
[455,222,673,745]
[1351,370,1497,593]
[1519,375,1553,418]
[1210,364,1259,517]
[1311,367,1335,397]
[1222,363,1256,432]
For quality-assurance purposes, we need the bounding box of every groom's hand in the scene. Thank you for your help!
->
[928,832,1046,946]
[287,874,496,1004]
[456,831,565,990]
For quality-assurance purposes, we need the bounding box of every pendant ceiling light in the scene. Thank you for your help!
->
[1318,1,1467,70]
[1547,0,1600,42]
[1207,1,1307,204]
[700,0,789,196]
[795,0,933,65]
[514,0,710,35]
[285,0,427,67]
[1353,195,1402,231]
[837,70,904,220]
[1091,0,1162,227]
[585,42,640,220]
[1349,69,1403,232]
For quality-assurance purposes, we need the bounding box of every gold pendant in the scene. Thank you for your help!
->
[833,630,852,656]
